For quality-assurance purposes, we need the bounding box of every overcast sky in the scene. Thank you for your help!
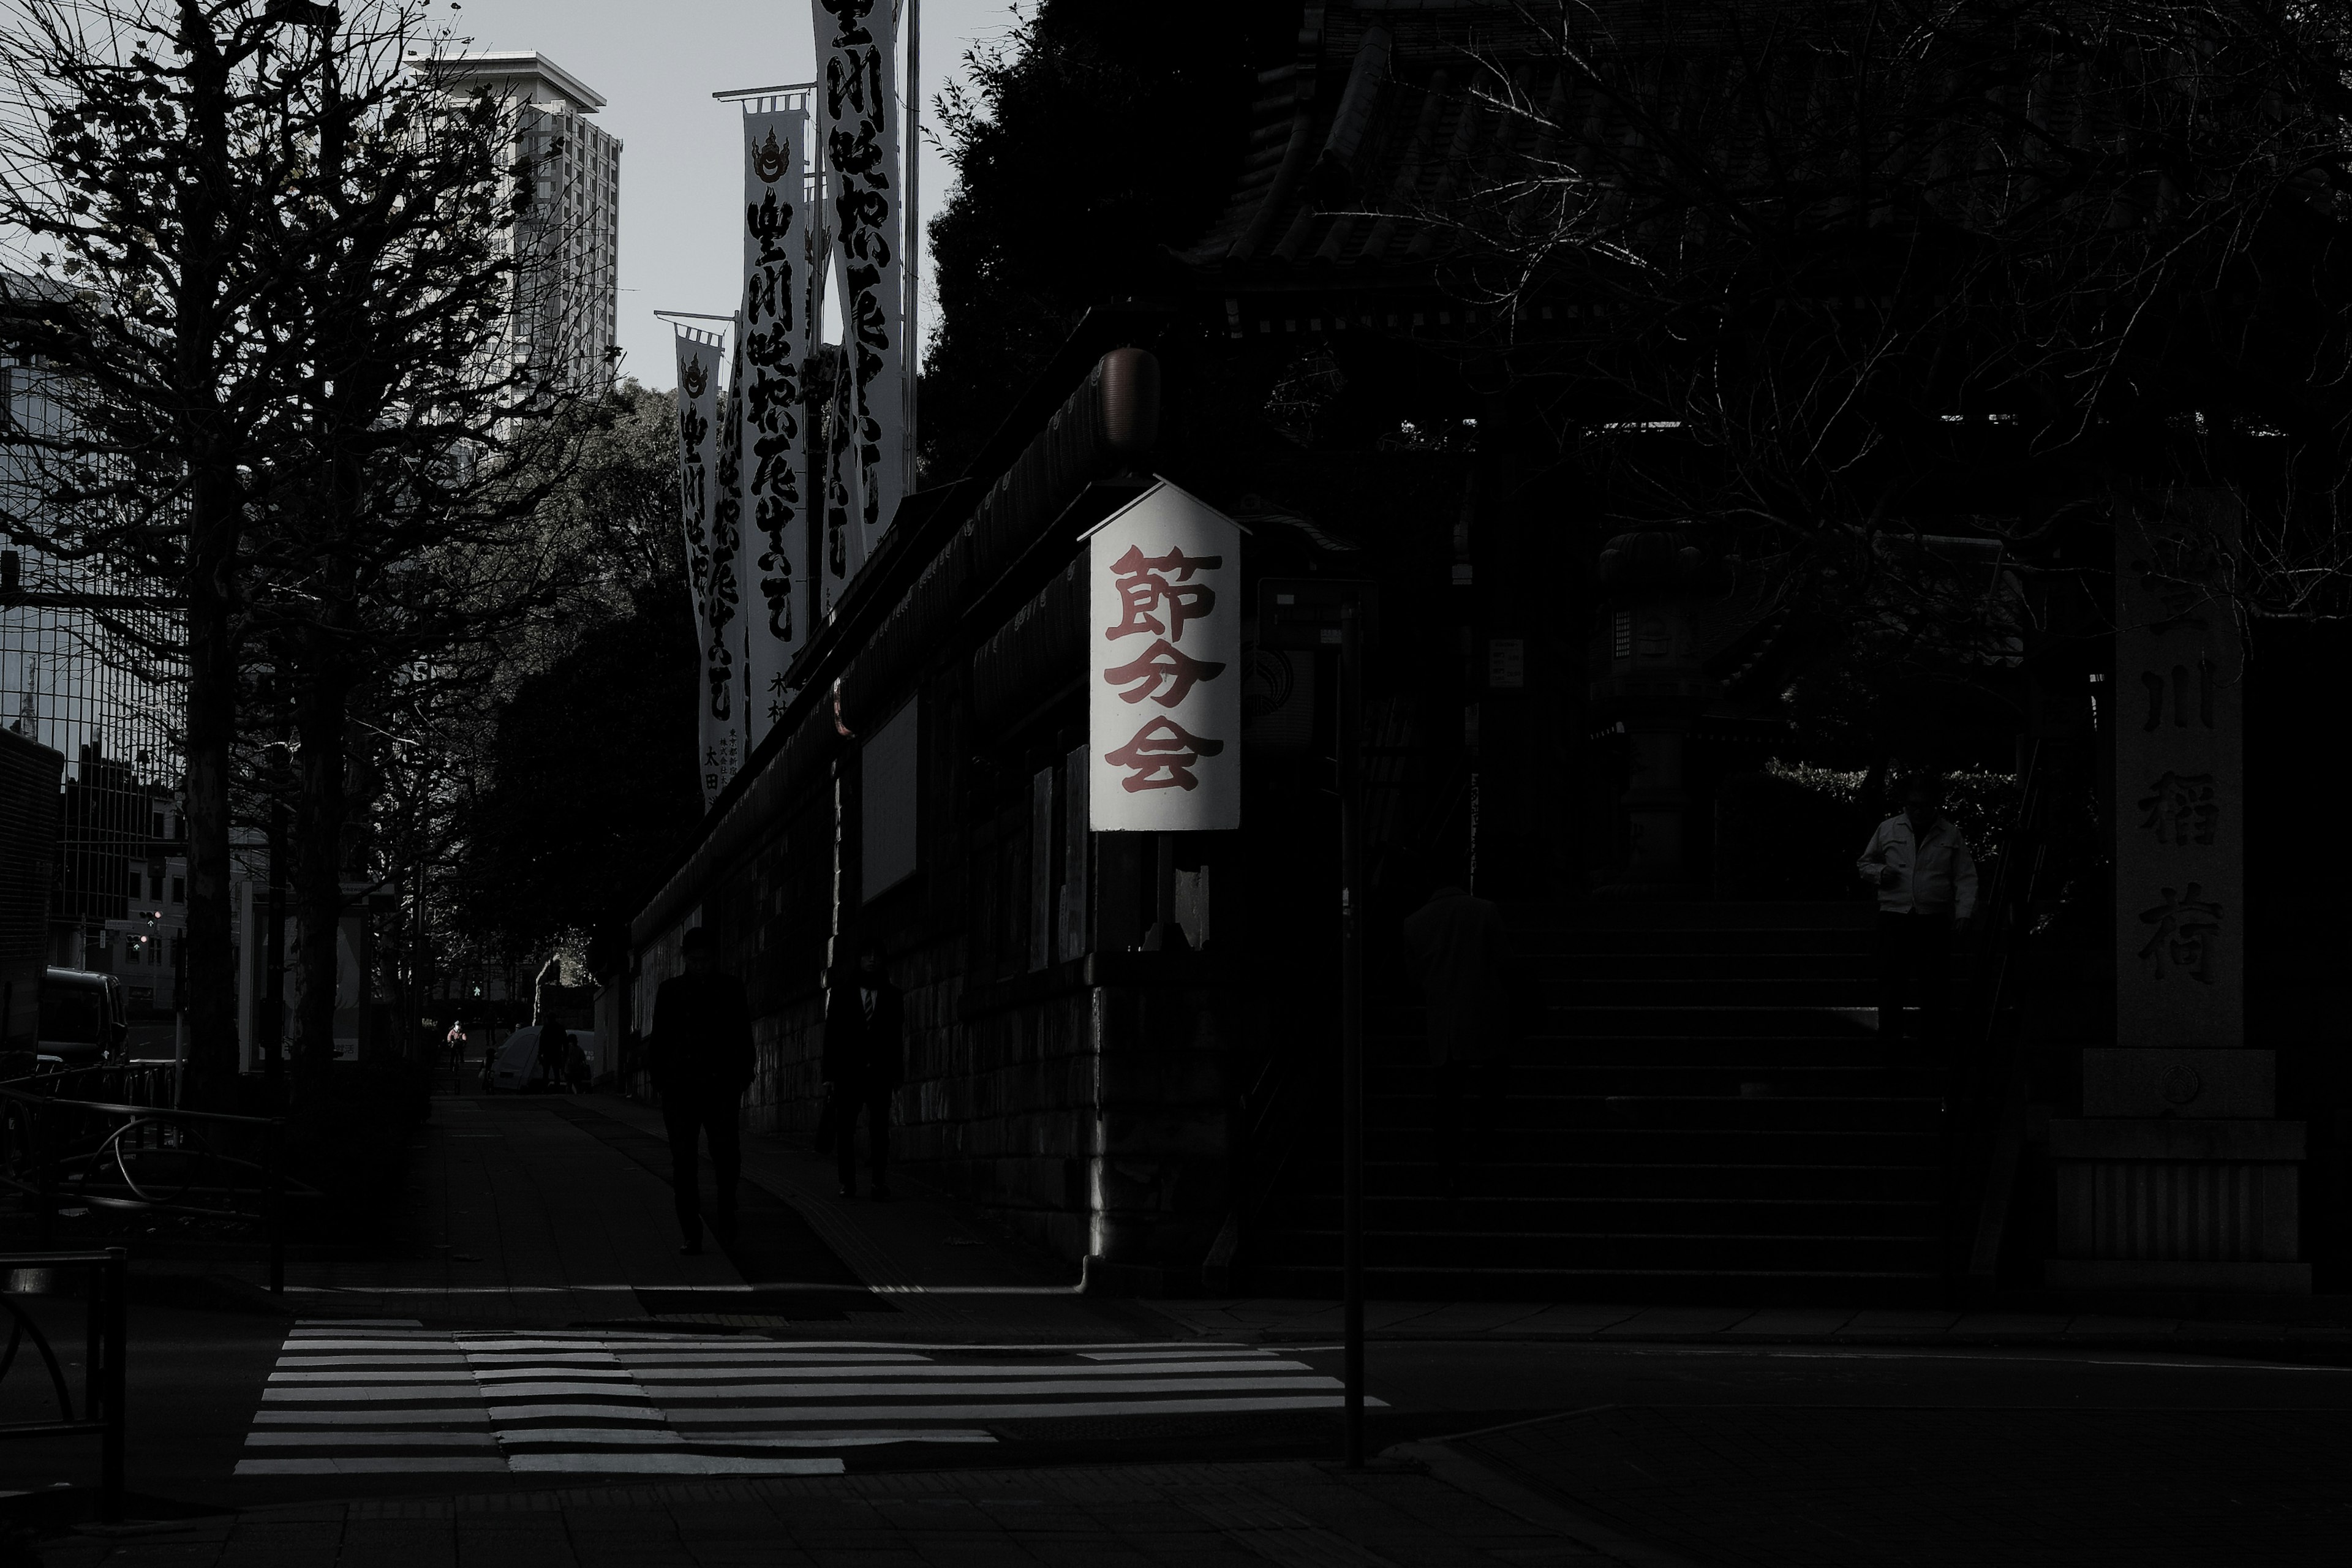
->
[445,0,1020,390]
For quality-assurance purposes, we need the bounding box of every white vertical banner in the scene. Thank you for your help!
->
[804,157,839,623]
[815,0,907,567]
[820,341,859,616]
[1087,481,1244,832]
[672,325,731,810]
[702,319,747,802]
[738,102,813,745]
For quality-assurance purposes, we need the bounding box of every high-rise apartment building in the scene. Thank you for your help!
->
[424,53,622,391]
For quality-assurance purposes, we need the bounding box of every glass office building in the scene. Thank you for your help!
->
[2,344,186,993]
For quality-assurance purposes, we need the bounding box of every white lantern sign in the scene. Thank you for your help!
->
[1087,480,1243,832]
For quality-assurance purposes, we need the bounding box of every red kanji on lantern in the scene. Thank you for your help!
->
[1102,716,1226,792]
[1104,545,1223,643]
[1101,638,1226,708]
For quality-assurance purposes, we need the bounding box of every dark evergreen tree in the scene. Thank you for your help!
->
[453,594,701,968]
[922,1,1298,474]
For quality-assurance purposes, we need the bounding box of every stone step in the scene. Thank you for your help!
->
[1275,1127,1945,1164]
[1242,896,1967,1300]
[1275,1194,1943,1235]
[1520,1005,1885,1037]
[1239,1262,1947,1305]
[1543,981,1888,1006]
[1259,1228,1945,1274]
[1514,930,1881,959]
[1529,954,1878,982]
[1266,1161,1947,1202]
[1354,1063,1937,1091]
[1502,901,1879,932]
[1352,1093,1943,1134]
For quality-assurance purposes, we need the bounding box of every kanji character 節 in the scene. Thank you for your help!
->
[1104,544,1222,643]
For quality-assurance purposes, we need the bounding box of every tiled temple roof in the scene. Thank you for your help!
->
[1183,2,1561,285]
[1182,1,1787,285]
[1183,0,2220,297]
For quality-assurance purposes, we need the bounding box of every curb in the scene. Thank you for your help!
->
[1386,1428,1709,1568]
[1231,1327,2352,1359]
[122,1270,293,1318]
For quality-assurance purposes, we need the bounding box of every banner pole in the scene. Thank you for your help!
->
[906,0,920,486]
[1340,600,1365,1469]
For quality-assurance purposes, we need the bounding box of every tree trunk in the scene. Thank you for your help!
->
[291,647,352,1091]
[172,6,243,1108]
[178,519,239,1102]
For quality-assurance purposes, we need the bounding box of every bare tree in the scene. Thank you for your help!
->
[1,0,326,1098]
[236,17,600,1080]
[1422,0,2352,651]
[2,1,609,1096]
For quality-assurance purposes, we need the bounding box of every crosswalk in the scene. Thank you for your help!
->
[237,1320,1376,1477]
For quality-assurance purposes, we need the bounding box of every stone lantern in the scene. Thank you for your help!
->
[1591,528,1719,889]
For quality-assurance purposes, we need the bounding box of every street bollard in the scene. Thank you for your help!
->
[31,1104,52,1250]
[100,1247,125,1522]
[267,1119,287,1294]
[1338,601,1366,1470]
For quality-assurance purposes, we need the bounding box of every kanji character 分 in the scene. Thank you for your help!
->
[1101,638,1227,708]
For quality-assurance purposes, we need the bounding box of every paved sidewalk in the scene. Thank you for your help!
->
[102,1090,2351,1354]
[184,1094,751,1325]
[175,1093,1159,1340]
[36,1458,1637,1567]
[583,1096,1149,1341]
[1446,1403,2348,1567]
[1150,1297,2352,1354]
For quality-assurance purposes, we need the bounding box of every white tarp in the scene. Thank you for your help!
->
[1087,481,1243,832]
[672,326,736,810]
[486,1025,605,1091]
[815,0,907,573]
[737,103,814,747]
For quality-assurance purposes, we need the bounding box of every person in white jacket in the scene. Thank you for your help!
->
[1856,775,1978,1052]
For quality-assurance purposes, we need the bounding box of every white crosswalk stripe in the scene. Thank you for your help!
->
[234,1321,1374,1476]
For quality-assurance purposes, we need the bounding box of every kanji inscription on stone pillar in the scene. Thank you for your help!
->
[2114,491,2243,1049]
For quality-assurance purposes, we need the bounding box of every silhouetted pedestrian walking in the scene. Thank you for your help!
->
[822,944,903,1200]
[1858,775,1978,1079]
[536,1026,568,1093]
[1403,869,1513,1196]
[648,927,755,1253]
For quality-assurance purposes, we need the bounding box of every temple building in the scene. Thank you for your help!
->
[625,2,2347,1301]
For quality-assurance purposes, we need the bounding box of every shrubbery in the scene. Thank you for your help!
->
[1716,763,2020,897]
[281,1060,432,1234]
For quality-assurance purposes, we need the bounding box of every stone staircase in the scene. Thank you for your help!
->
[1239,901,1958,1303]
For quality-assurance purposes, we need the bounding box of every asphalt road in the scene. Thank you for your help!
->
[4,1300,2346,1526]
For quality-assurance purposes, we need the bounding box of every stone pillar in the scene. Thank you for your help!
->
[1079,957,1234,1294]
[2049,489,2308,1292]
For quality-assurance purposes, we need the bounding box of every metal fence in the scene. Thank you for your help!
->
[0,1068,309,1291]
[0,1247,126,1521]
